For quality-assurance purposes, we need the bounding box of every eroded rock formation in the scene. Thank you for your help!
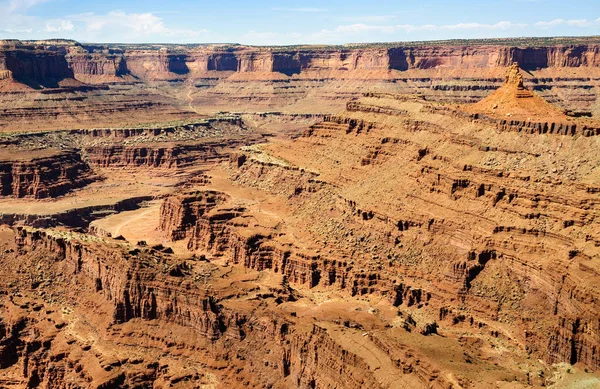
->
[145,76,600,386]
[1,43,600,388]
[0,150,98,198]
[2,38,600,125]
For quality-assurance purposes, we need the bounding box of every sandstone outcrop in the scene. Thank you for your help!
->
[65,46,129,83]
[15,227,227,338]
[0,225,451,388]
[2,38,600,388]
[0,116,256,203]
[0,47,75,87]
[285,91,600,373]
[84,139,246,169]
[3,37,598,76]
[0,150,98,198]
[153,83,600,382]
[466,62,569,120]
[65,43,600,80]
[2,39,600,138]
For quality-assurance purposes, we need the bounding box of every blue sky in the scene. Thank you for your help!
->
[1,0,599,44]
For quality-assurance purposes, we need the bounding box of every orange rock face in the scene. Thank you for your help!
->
[2,38,600,131]
[465,62,569,121]
[2,38,600,388]
[0,150,99,198]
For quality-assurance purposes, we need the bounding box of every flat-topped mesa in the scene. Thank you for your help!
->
[3,40,600,119]
[0,48,76,86]
[5,39,600,83]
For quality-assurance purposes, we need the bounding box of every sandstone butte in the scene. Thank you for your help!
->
[0,37,600,389]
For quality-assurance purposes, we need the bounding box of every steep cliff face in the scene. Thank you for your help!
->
[0,116,254,203]
[206,51,239,71]
[0,150,98,198]
[158,187,431,308]
[15,227,227,339]
[386,45,600,70]
[4,40,600,84]
[85,145,180,168]
[153,86,600,376]
[391,45,600,70]
[548,316,600,368]
[66,49,128,82]
[302,94,600,370]
[158,190,230,241]
[84,140,247,169]
[3,39,600,387]
[237,51,274,73]
[121,50,189,80]
[3,225,460,389]
[198,44,600,75]
[389,46,498,70]
[0,49,74,86]
[499,45,600,69]
[0,227,232,386]
[2,40,600,119]
[233,48,393,74]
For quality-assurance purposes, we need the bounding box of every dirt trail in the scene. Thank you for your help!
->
[186,82,200,114]
[113,207,156,236]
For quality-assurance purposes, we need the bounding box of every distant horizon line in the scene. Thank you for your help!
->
[2,35,600,48]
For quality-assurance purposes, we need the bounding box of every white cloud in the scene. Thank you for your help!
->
[0,3,38,36]
[535,18,600,29]
[320,20,526,37]
[309,17,599,43]
[441,21,527,30]
[72,12,168,35]
[0,5,212,42]
[0,1,599,45]
[334,24,396,34]
[567,19,593,27]
[44,20,74,33]
[0,28,33,34]
[535,19,565,28]
[66,11,208,40]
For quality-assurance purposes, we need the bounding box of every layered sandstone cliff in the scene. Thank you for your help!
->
[2,38,600,126]
[6,226,452,388]
[3,38,600,84]
[0,48,74,85]
[15,227,227,339]
[0,150,98,198]
[150,74,600,381]
[2,41,600,388]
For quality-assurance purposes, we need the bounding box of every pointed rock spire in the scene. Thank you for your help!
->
[505,62,525,89]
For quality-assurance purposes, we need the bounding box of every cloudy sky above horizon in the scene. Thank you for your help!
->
[0,0,599,45]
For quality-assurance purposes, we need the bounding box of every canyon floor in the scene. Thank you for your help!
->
[1,39,600,389]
